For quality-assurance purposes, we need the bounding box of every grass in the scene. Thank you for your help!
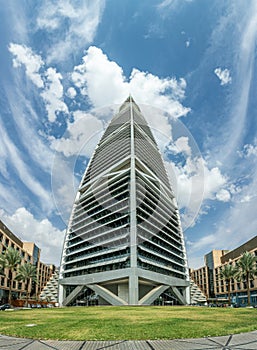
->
[0,306,256,340]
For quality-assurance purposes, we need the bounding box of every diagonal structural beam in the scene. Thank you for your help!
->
[171,286,187,305]
[87,284,128,306]
[62,285,85,306]
[139,285,169,305]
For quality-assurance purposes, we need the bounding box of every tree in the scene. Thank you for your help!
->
[219,264,238,306]
[16,263,37,307]
[236,251,257,306]
[0,248,21,304]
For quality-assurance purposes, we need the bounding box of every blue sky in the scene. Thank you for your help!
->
[1,0,257,268]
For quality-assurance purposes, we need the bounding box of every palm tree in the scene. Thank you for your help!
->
[0,248,21,304]
[16,263,37,307]
[236,251,257,306]
[219,264,238,305]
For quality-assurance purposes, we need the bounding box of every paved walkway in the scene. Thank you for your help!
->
[0,331,257,350]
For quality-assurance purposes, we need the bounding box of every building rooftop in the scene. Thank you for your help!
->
[221,235,257,264]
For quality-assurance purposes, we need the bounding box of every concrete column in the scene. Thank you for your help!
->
[58,284,64,306]
[129,97,138,305]
[129,269,138,305]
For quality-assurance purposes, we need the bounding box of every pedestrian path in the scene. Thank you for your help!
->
[0,331,257,349]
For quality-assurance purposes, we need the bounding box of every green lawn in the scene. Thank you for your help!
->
[0,306,256,340]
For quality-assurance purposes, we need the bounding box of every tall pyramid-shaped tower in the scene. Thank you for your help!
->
[58,97,189,306]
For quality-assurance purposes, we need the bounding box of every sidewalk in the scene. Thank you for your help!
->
[0,331,257,350]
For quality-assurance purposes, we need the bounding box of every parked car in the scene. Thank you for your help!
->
[0,304,11,311]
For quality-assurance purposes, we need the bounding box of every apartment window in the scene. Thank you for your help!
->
[5,238,9,247]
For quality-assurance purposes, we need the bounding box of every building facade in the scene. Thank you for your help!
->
[190,266,209,299]
[59,96,190,306]
[215,236,257,306]
[0,220,55,303]
[191,236,257,306]
[204,249,229,298]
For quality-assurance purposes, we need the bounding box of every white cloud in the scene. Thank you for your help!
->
[188,161,257,262]
[9,44,68,123]
[0,182,22,214]
[8,43,44,88]
[208,3,257,164]
[216,188,231,202]
[0,208,65,265]
[40,67,68,122]
[158,0,174,8]
[203,164,228,200]
[238,141,257,158]
[168,136,191,156]
[166,157,230,229]
[0,125,9,178]
[0,118,53,212]
[214,67,232,85]
[240,195,252,203]
[5,83,55,173]
[241,2,257,55]
[129,69,190,118]
[36,0,105,63]
[72,46,128,107]
[183,159,228,204]
[189,234,216,251]
[49,110,103,157]
[197,198,257,257]
[72,46,190,118]
[157,0,193,12]
[66,87,77,99]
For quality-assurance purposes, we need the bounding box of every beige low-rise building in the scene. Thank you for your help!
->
[0,220,55,304]
[190,250,229,300]
[190,266,209,299]
[214,236,257,306]
[191,236,257,306]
